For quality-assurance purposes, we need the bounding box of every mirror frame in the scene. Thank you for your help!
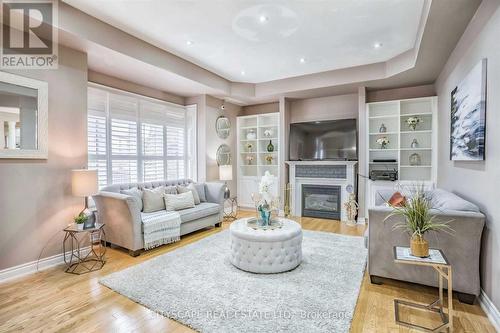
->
[0,72,48,159]
[215,115,230,139]
[216,144,231,166]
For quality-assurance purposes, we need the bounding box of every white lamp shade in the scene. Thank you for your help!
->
[219,165,233,181]
[72,169,98,197]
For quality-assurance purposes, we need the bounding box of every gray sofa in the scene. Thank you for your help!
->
[367,188,485,304]
[93,179,225,256]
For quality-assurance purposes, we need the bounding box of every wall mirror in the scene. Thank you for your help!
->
[0,72,48,159]
[216,144,231,165]
[215,115,230,139]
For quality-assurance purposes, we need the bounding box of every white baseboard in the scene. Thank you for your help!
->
[478,288,500,331]
[0,246,90,283]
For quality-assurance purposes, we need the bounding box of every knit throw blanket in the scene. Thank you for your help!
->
[141,211,181,250]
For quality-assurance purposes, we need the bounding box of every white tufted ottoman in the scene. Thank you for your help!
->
[229,218,303,274]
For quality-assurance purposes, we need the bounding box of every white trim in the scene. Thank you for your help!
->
[478,289,500,332]
[357,217,366,225]
[0,247,90,283]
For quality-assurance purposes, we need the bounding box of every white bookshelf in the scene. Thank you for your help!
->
[365,97,437,208]
[237,113,280,208]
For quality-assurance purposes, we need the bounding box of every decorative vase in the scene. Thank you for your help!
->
[258,203,271,226]
[410,235,429,257]
[408,123,417,131]
[411,139,419,148]
[379,123,387,133]
[246,129,256,140]
[381,142,387,149]
[267,140,274,152]
[409,153,421,166]
[264,129,273,137]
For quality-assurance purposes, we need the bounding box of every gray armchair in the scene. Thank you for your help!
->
[367,189,485,304]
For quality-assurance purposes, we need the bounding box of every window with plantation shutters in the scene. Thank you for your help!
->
[87,85,197,187]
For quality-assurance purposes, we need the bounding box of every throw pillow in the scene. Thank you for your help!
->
[142,186,166,213]
[388,191,406,207]
[177,184,200,205]
[120,188,143,211]
[165,185,178,195]
[192,183,207,202]
[164,191,195,211]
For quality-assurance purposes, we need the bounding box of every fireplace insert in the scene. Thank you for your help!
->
[301,185,341,220]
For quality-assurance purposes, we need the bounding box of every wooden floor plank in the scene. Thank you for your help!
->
[0,210,494,333]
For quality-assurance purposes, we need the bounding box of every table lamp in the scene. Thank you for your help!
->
[219,165,232,199]
[72,169,98,228]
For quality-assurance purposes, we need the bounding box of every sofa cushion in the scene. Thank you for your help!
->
[165,185,178,195]
[429,189,480,212]
[121,187,143,211]
[142,186,166,213]
[193,183,207,202]
[165,191,195,211]
[178,202,220,223]
[177,184,201,204]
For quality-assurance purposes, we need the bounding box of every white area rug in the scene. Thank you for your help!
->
[100,229,367,333]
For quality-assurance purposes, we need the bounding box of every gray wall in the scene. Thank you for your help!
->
[290,94,358,123]
[0,46,88,270]
[435,0,500,309]
[241,102,278,116]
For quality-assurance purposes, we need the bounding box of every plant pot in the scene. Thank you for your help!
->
[75,223,84,230]
[410,235,429,257]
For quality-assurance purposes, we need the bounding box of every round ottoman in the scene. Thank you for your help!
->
[229,218,303,273]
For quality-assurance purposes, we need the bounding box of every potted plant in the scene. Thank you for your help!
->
[74,213,88,230]
[246,143,253,152]
[253,171,278,226]
[385,189,452,257]
[406,116,422,131]
[376,136,390,149]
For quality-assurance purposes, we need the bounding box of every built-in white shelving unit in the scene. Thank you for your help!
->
[365,96,438,208]
[237,113,280,208]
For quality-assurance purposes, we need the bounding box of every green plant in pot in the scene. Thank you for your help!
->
[74,213,88,230]
[385,188,452,257]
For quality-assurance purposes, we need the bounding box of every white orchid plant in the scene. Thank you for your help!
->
[254,171,278,209]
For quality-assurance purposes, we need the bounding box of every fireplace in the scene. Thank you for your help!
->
[301,185,341,220]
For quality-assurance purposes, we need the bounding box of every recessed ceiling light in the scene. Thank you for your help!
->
[299,58,305,63]
[373,42,383,49]
[186,40,193,46]
[241,70,246,75]
[259,15,268,23]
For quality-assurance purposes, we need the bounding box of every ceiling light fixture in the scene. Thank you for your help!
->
[259,15,268,23]
[241,70,246,76]
[299,58,305,63]
[186,40,193,46]
[373,42,383,49]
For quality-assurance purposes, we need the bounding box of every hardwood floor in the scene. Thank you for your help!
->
[0,210,495,332]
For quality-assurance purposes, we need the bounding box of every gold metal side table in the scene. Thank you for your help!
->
[223,197,238,220]
[393,246,453,332]
[63,223,106,274]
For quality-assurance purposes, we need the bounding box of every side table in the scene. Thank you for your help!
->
[223,197,238,220]
[63,223,106,274]
[393,246,453,332]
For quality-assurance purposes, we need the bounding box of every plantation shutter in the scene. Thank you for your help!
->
[87,87,108,187]
[165,106,186,180]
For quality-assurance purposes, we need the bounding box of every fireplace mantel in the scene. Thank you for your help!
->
[285,161,360,223]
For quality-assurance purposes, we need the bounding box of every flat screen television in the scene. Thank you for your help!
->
[289,119,358,161]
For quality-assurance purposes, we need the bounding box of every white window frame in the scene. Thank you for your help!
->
[87,83,197,186]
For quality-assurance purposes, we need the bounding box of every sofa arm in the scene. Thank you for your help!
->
[93,191,143,251]
[205,182,225,205]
